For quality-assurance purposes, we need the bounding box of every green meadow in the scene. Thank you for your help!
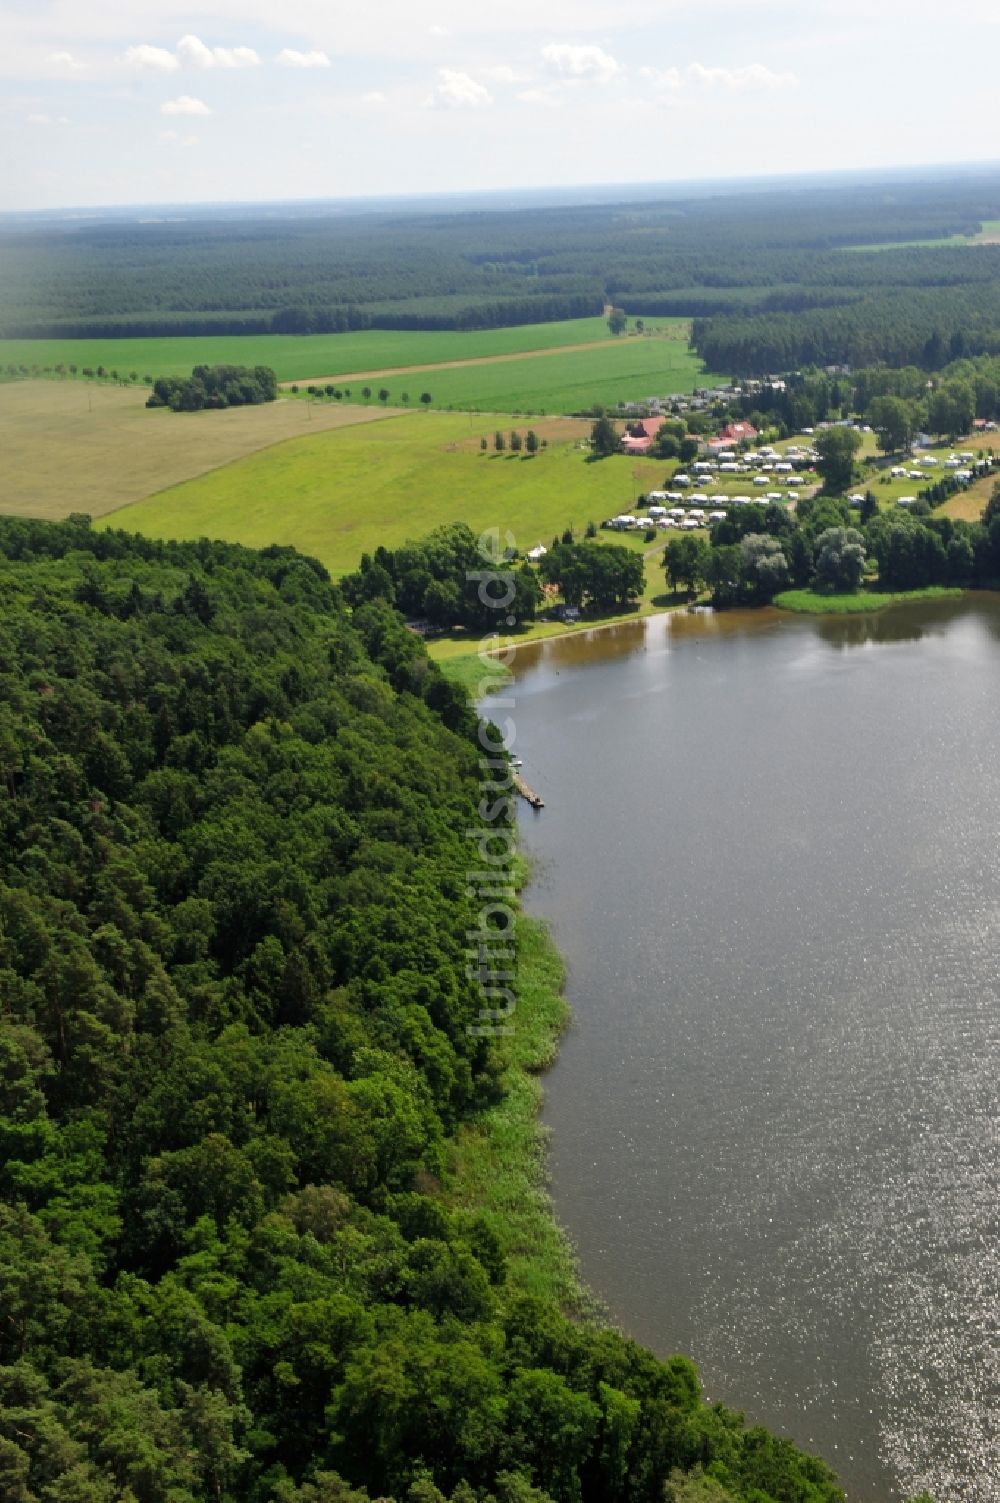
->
[300,334,716,414]
[0,318,718,415]
[0,317,682,385]
[103,410,673,576]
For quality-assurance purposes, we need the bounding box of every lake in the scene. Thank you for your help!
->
[500,597,1000,1503]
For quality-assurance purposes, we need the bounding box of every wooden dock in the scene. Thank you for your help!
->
[513,772,544,809]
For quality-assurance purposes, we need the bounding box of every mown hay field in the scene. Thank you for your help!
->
[0,381,400,519]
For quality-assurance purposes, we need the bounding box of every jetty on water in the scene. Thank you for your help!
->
[513,772,544,809]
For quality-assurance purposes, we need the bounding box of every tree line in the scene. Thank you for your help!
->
[665,487,1000,604]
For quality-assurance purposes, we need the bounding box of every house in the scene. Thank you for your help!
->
[718,420,758,444]
[526,544,548,562]
[626,417,664,439]
[621,416,663,454]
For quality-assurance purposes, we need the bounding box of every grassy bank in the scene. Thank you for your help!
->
[443,913,587,1311]
[436,649,513,699]
[775,585,965,614]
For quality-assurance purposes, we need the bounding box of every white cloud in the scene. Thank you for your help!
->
[361,90,387,106]
[161,95,212,116]
[541,43,622,82]
[687,62,797,90]
[125,43,179,72]
[27,112,70,125]
[176,35,260,69]
[428,25,451,37]
[275,48,331,68]
[125,36,258,73]
[48,51,85,71]
[158,129,197,145]
[426,68,493,108]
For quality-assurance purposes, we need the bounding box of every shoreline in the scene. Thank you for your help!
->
[443,907,597,1314]
[435,583,982,689]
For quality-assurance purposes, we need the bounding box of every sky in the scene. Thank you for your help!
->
[2,0,999,212]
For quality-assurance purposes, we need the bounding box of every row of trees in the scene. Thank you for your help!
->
[295,385,433,406]
[487,430,544,454]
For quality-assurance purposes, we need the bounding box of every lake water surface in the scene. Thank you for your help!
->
[500,598,1000,1503]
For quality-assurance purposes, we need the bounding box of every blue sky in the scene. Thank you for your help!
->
[2,0,998,211]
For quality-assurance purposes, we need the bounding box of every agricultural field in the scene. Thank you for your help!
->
[0,317,675,386]
[102,411,678,576]
[842,221,1000,253]
[0,318,719,417]
[0,381,400,519]
[291,329,716,414]
[844,234,973,252]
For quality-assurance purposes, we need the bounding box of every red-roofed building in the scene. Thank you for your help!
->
[626,417,664,440]
[718,420,758,443]
[622,416,662,453]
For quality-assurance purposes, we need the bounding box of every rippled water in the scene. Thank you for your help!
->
[501,598,1000,1502]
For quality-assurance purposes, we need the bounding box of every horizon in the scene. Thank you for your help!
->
[5,157,1000,224]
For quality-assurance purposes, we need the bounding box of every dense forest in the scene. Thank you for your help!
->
[5,171,1000,371]
[0,516,851,1503]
